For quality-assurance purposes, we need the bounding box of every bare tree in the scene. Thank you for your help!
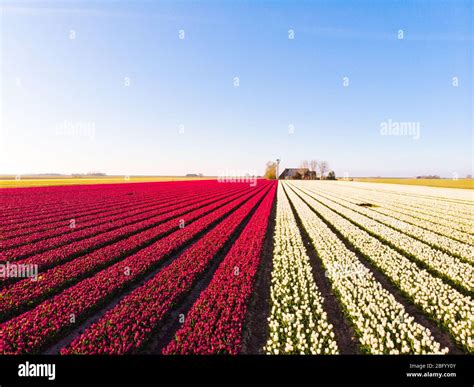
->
[319,161,329,179]
[300,160,310,169]
[310,160,319,177]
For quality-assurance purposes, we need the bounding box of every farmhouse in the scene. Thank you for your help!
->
[278,168,316,180]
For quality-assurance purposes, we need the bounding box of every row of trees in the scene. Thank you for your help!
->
[300,159,335,180]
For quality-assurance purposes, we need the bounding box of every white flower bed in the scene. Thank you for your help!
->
[265,184,339,354]
[295,185,473,292]
[287,182,474,353]
[333,180,473,203]
[319,181,473,232]
[284,184,446,354]
[304,184,474,253]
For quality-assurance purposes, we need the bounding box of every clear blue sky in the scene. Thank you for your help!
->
[1,0,472,177]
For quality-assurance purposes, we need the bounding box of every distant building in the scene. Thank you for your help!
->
[279,168,317,180]
[416,175,440,179]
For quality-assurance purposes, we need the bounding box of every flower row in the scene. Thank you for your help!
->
[1,187,245,275]
[0,183,271,354]
[320,182,473,229]
[304,185,473,258]
[1,185,241,260]
[61,184,273,354]
[0,190,247,293]
[0,181,186,226]
[285,183,447,354]
[291,183,474,352]
[2,190,191,248]
[265,184,339,354]
[298,186,473,293]
[0,181,246,230]
[164,182,276,354]
[1,187,182,240]
[306,183,473,246]
[0,185,256,320]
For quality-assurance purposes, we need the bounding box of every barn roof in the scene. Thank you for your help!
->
[278,168,311,179]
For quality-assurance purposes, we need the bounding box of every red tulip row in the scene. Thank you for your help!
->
[61,182,275,354]
[2,190,190,246]
[0,185,259,319]
[0,179,210,209]
[0,185,160,221]
[1,185,244,261]
[3,184,247,243]
[0,185,251,284]
[0,182,175,224]
[0,185,134,218]
[0,181,216,228]
[2,185,242,248]
[1,186,189,238]
[0,183,270,354]
[163,183,276,354]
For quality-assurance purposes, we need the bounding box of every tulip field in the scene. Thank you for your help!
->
[0,179,472,355]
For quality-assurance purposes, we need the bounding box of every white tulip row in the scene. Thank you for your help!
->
[305,184,474,249]
[265,184,339,354]
[335,180,473,206]
[351,197,472,246]
[295,185,474,293]
[367,185,474,221]
[365,206,473,247]
[322,182,474,229]
[302,185,474,264]
[318,183,474,237]
[283,184,447,354]
[287,182,474,352]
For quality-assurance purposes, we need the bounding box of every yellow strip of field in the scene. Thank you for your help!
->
[353,178,474,190]
[0,176,212,188]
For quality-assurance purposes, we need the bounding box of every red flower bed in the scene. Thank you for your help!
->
[1,182,181,226]
[0,185,257,319]
[0,183,269,354]
[163,182,276,354]
[61,183,274,354]
[0,181,219,231]
[1,187,162,229]
[1,185,243,260]
[0,186,250,290]
[2,189,180,240]
[3,193,186,248]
